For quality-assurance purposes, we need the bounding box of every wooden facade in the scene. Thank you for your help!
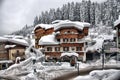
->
[0,42,8,60]
[0,40,28,70]
[35,23,90,61]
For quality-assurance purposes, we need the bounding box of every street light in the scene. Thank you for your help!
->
[102,43,105,70]
[75,62,80,75]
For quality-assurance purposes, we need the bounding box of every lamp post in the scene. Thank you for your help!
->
[102,43,104,70]
[77,63,80,75]
[76,62,80,75]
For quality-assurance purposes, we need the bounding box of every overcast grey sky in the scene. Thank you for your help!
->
[0,0,106,36]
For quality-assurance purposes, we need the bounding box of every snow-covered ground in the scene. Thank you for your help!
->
[0,57,120,80]
[74,69,120,80]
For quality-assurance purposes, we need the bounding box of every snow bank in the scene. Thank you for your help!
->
[74,69,120,80]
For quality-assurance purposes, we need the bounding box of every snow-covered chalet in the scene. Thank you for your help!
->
[34,20,91,62]
[0,35,28,69]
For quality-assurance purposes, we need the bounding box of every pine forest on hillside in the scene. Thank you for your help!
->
[34,0,120,27]
[12,0,120,36]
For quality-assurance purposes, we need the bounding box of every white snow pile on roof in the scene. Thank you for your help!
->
[0,37,8,42]
[61,52,78,57]
[34,24,53,30]
[0,60,13,64]
[114,15,120,27]
[54,20,90,31]
[34,20,90,31]
[52,20,70,24]
[10,38,28,46]
[0,35,29,46]
[5,45,16,49]
[74,69,120,80]
[39,33,59,45]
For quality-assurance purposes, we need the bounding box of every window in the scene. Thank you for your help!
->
[70,38,76,42]
[79,31,82,34]
[55,47,60,51]
[63,38,68,42]
[78,38,82,42]
[119,29,120,32]
[71,47,75,51]
[64,31,71,34]
[57,39,60,42]
[63,47,69,51]
[76,47,81,51]
[67,31,70,33]
[47,47,52,51]
[0,43,4,48]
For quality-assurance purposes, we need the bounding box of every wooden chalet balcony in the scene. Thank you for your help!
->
[56,34,84,39]
[60,43,84,47]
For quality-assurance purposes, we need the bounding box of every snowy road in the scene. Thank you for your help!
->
[53,64,120,80]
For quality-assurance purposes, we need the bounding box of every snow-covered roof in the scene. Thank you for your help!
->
[5,45,16,49]
[61,52,78,57]
[0,35,28,46]
[0,37,8,42]
[0,60,13,63]
[34,20,90,32]
[52,20,69,24]
[54,20,90,31]
[114,15,120,27]
[4,35,24,39]
[39,33,59,45]
[34,24,53,30]
[9,38,29,46]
